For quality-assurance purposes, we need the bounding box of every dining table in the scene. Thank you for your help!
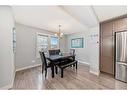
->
[46,53,75,78]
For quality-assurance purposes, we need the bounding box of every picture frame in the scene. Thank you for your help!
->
[71,38,84,48]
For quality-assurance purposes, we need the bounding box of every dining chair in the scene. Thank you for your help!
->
[68,49,75,62]
[70,49,75,55]
[49,50,55,55]
[48,49,60,73]
[55,49,60,55]
[39,51,53,78]
[49,49,60,56]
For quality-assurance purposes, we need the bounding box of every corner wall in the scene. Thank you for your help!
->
[0,6,15,89]
[89,25,100,75]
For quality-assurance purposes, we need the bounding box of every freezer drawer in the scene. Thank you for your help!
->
[115,62,127,82]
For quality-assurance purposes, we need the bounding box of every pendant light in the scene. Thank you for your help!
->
[55,25,64,38]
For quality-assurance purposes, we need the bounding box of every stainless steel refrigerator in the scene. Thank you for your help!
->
[115,31,127,82]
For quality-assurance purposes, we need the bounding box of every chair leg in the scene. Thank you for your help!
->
[76,62,77,69]
[51,65,54,78]
[42,65,44,74]
[70,65,72,68]
[55,66,58,74]
[61,68,63,78]
[42,69,43,73]
[45,69,47,78]
[73,64,75,67]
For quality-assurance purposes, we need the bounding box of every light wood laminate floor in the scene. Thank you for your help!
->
[12,63,127,89]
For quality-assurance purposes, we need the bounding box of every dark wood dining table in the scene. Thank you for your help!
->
[46,53,75,78]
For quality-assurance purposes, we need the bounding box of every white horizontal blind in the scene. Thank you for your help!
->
[37,34,48,58]
[50,36,59,49]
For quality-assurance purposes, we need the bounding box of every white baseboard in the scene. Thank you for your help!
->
[90,70,100,76]
[75,60,100,76]
[16,64,42,72]
[78,60,90,65]
[78,61,100,76]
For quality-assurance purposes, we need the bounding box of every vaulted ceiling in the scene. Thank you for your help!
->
[61,6,98,27]
[12,6,127,34]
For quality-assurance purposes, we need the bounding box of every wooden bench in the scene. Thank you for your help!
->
[57,60,78,78]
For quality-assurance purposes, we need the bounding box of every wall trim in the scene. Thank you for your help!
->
[16,64,42,72]
[78,60,90,65]
[78,60,100,76]
[90,70,100,76]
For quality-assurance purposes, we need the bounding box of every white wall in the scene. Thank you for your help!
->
[66,25,100,75]
[0,6,15,89]
[15,23,55,71]
[66,31,90,64]
[60,35,68,52]
[89,25,100,75]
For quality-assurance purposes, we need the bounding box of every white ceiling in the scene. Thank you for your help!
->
[93,6,127,22]
[61,6,98,27]
[12,6,88,34]
[12,6,127,34]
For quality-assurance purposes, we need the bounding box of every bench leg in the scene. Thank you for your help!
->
[61,68,63,78]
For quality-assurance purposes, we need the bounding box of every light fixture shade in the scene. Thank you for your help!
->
[54,25,64,38]
[54,32,64,37]
[60,33,64,37]
[54,33,57,37]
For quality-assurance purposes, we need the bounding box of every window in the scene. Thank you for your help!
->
[37,34,48,58]
[50,37,59,49]
[36,33,59,58]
